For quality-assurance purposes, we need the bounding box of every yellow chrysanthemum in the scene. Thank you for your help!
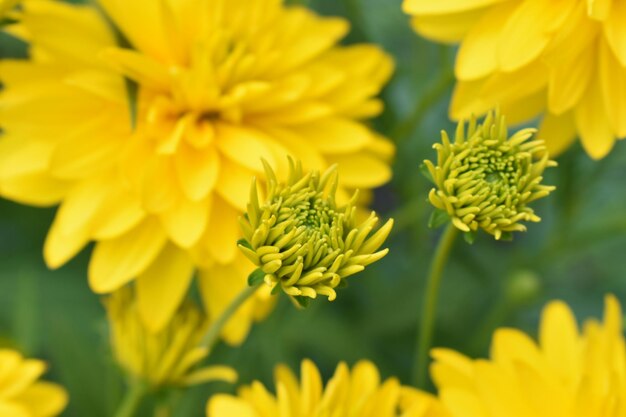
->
[0,349,68,417]
[0,0,394,337]
[104,287,237,389]
[207,359,445,417]
[403,0,626,159]
[431,295,626,417]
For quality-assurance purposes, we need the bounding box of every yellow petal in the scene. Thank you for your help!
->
[548,46,594,116]
[215,158,255,212]
[14,382,68,417]
[497,0,574,72]
[89,217,167,293]
[491,328,542,366]
[0,359,45,398]
[301,360,323,412]
[161,197,210,248]
[91,187,145,240]
[141,156,180,214]
[136,243,195,333]
[296,118,371,154]
[327,153,391,188]
[101,47,171,89]
[449,78,492,121]
[575,77,615,159]
[538,112,577,157]
[588,0,613,20]
[198,260,257,346]
[174,145,220,201]
[480,61,549,106]
[21,0,116,67]
[182,365,237,386]
[439,388,486,417]
[409,8,487,44]
[403,0,505,15]
[44,213,91,270]
[456,4,515,80]
[99,0,181,64]
[603,0,626,66]
[215,124,276,173]
[599,40,626,138]
[204,195,239,264]
[0,402,29,417]
[0,172,69,207]
[207,395,257,417]
[539,300,580,381]
[500,90,545,125]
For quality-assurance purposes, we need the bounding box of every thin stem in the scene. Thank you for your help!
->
[113,381,147,417]
[200,284,261,349]
[413,224,459,388]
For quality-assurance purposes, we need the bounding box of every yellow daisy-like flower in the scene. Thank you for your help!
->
[104,288,237,389]
[403,0,626,159]
[0,349,68,417]
[207,359,445,417]
[0,0,19,18]
[431,295,626,417]
[0,0,394,337]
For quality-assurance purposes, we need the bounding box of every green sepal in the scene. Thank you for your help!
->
[336,279,348,289]
[0,17,18,27]
[291,296,310,309]
[499,232,514,242]
[419,163,433,182]
[428,209,450,229]
[271,284,281,295]
[237,238,252,250]
[463,231,476,245]
[247,268,265,287]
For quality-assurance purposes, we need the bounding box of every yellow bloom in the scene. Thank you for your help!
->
[0,0,19,18]
[0,349,68,417]
[431,295,626,417]
[403,0,626,159]
[207,359,445,417]
[0,0,394,337]
[239,159,393,304]
[104,287,237,389]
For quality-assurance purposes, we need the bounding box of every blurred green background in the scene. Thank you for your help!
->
[2,0,626,416]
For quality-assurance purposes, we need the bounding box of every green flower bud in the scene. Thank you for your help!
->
[238,159,393,304]
[424,110,556,240]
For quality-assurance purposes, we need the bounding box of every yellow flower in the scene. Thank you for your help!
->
[0,0,394,337]
[104,287,237,389]
[424,111,556,240]
[207,359,445,417]
[0,0,19,18]
[239,159,393,304]
[431,295,626,417]
[0,349,68,417]
[403,0,626,159]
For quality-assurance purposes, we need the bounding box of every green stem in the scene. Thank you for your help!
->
[200,284,261,349]
[113,381,147,417]
[413,224,459,388]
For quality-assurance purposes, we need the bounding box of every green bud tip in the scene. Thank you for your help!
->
[424,109,557,240]
[238,158,394,303]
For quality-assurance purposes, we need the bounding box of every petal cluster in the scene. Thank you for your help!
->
[207,359,445,417]
[0,349,67,417]
[424,111,555,239]
[403,0,626,159]
[239,159,393,303]
[0,0,393,335]
[431,295,626,417]
[104,288,237,389]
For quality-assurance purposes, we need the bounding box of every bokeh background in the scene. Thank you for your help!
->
[2,0,626,415]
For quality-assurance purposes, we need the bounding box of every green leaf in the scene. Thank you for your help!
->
[247,268,265,287]
[463,231,476,245]
[291,296,310,309]
[237,238,252,250]
[419,163,433,182]
[428,209,450,229]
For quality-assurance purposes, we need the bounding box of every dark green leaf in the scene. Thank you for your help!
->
[247,268,265,287]
[428,209,450,229]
